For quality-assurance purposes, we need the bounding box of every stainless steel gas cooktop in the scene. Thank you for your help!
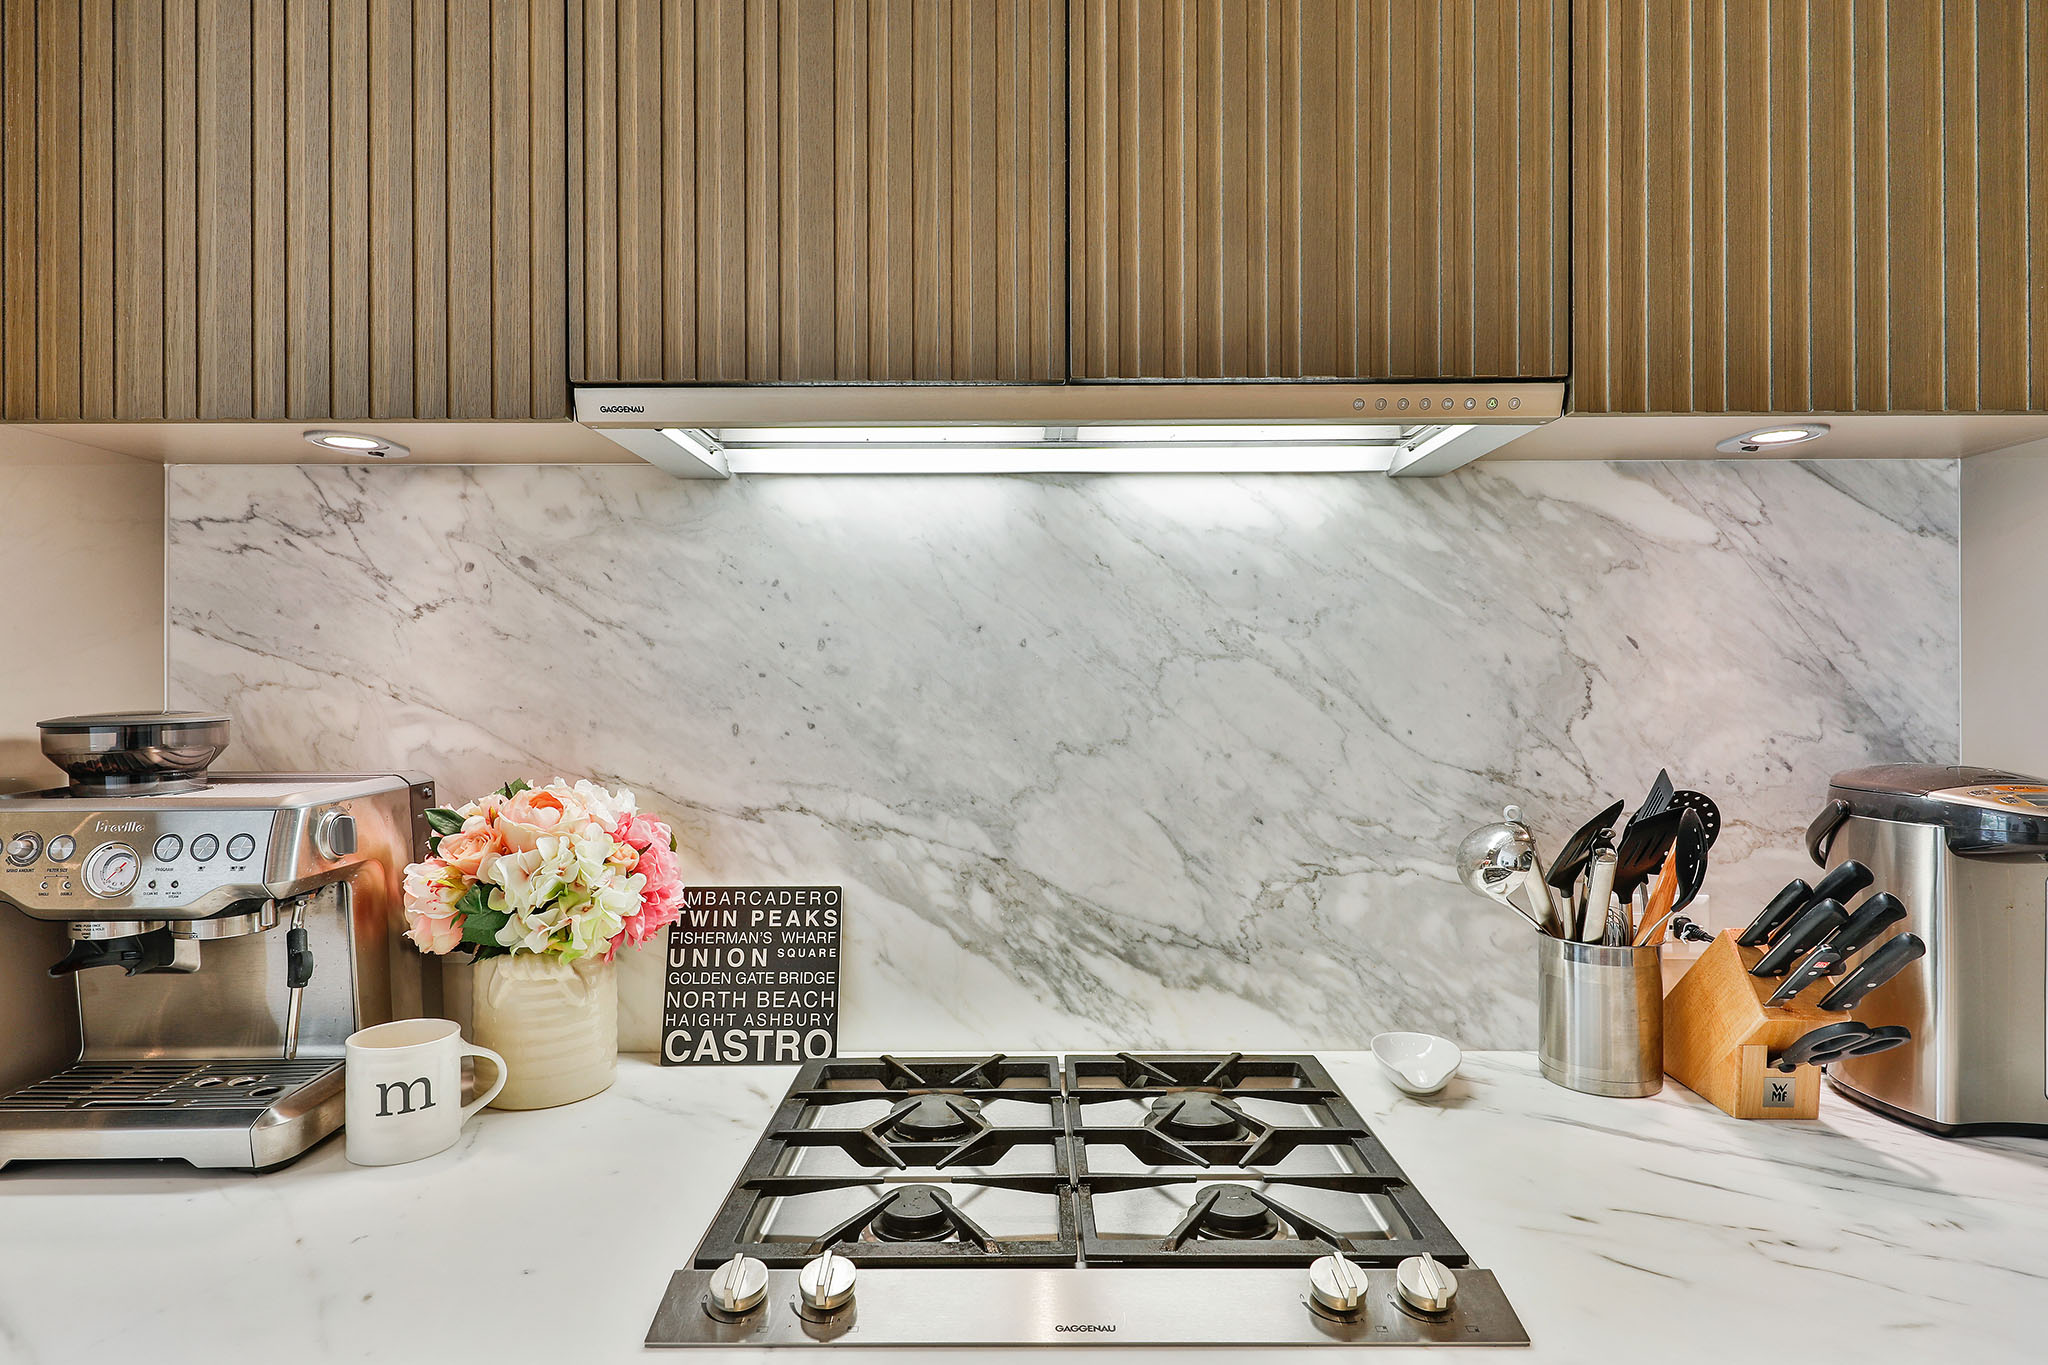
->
[645,1054,1527,1348]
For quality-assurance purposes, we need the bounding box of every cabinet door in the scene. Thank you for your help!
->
[1575,0,2048,414]
[0,0,569,422]
[1067,0,1567,381]
[572,0,1067,384]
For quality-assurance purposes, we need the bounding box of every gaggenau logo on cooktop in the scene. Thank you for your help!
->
[596,404,644,414]
[1053,1324,1116,1334]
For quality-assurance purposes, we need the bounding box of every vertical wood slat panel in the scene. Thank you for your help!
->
[37,0,81,417]
[492,0,534,415]
[0,0,36,416]
[1578,0,2047,414]
[114,0,166,419]
[530,0,569,415]
[162,0,198,417]
[413,0,449,418]
[1068,0,1564,380]
[250,0,284,417]
[571,0,1064,382]
[196,0,252,418]
[368,0,413,417]
[79,0,115,418]
[329,0,370,416]
[445,0,492,415]
[285,0,330,418]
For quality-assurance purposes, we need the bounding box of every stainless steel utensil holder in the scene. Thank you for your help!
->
[1536,937,1663,1097]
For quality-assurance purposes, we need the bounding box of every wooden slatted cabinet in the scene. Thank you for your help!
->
[1575,0,2048,414]
[571,0,1067,384]
[1067,0,1569,381]
[0,0,569,422]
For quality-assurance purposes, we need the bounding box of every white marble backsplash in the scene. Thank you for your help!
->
[165,459,1958,1050]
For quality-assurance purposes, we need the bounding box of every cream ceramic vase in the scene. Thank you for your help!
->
[470,953,618,1110]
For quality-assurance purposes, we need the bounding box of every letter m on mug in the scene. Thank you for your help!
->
[375,1076,435,1116]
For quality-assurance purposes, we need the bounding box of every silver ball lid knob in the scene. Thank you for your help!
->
[1307,1251,1367,1314]
[1395,1253,1458,1313]
[707,1253,769,1315]
[798,1247,857,1312]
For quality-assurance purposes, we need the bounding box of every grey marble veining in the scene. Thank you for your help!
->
[164,459,1958,1050]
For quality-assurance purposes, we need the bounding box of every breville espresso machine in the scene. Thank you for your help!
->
[0,712,435,1171]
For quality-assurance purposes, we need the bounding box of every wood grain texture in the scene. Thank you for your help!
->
[1068,0,1566,381]
[570,0,1066,383]
[2,0,569,420]
[1577,0,2048,414]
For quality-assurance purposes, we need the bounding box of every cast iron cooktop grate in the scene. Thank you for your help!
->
[689,1053,1468,1271]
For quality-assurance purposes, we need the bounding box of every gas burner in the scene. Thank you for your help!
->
[1165,1184,1347,1251]
[858,1093,997,1168]
[1191,1183,1283,1240]
[894,1093,983,1141]
[812,1183,997,1251]
[1147,1092,1248,1141]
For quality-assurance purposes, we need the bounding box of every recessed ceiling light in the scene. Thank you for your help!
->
[1715,423,1830,453]
[303,429,410,458]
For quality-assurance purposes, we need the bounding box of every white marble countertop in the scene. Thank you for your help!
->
[2,1052,2043,1363]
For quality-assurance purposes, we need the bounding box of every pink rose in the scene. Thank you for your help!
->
[437,821,502,879]
[496,787,570,852]
[401,857,467,955]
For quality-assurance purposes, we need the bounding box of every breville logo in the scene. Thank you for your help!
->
[597,404,644,414]
[93,820,144,834]
[1053,1325,1116,1334]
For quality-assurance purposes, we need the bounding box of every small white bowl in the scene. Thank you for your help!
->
[1371,1032,1463,1096]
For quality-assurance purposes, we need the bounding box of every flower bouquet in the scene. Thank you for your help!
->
[400,778,683,1109]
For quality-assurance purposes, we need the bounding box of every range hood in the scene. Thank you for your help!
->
[573,382,1563,479]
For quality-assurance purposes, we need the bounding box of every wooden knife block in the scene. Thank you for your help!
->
[1662,930,1848,1119]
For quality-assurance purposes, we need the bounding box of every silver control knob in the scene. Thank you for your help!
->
[798,1248,856,1313]
[1307,1251,1368,1315]
[1395,1254,1458,1314]
[315,811,359,860]
[706,1254,768,1316]
[6,832,40,866]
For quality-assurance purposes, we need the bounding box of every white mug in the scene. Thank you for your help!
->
[344,1018,507,1166]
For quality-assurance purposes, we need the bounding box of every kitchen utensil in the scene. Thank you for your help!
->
[1749,899,1848,976]
[1499,806,1564,935]
[1737,879,1812,946]
[1455,819,1549,933]
[1669,809,1709,911]
[1770,1021,1912,1072]
[1764,943,1848,1005]
[1612,808,1681,900]
[1536,937,1663,1097]
[1626,768,1675,829]
[1815,933,1927,1012]
[1547,799,1625,896]
[1371,1032,1464,1096]
[1633,848,1680,946]
[1822,892,1907,959]
[1667,790,1722,846]
[1579,848,1618,943]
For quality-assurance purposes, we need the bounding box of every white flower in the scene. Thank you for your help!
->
[555,778,636,830]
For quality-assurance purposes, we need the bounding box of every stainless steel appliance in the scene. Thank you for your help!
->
[1807,764,2048,1136]
[645,1054,1527,1348]
[0,712,435,1171]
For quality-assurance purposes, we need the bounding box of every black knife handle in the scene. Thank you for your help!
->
[1815,934,1927,1013]
[1739,880,1812,947]
[1765,944,1848,1005]
[1800,861,1874,920]
[1824,893,1907,959]
[1751,900,1848,976]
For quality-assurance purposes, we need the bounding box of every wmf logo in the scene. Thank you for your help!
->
[1764,1077,1793,1108]
[376,1077,435,1116]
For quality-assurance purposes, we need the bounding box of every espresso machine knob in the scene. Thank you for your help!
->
[314,811,358,860]
[6,832,40,865]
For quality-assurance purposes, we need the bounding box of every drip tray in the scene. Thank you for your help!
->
[0,1059,341,1112]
